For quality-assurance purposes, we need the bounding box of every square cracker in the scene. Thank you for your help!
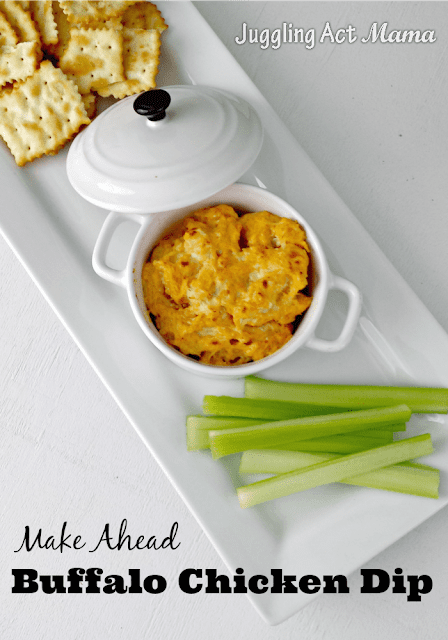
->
[0,1,40,43]
[30,1,58,47]
[59,1,137,25]
[121,2,167,32]
[0,10,19,47]
[0,40,39,87]
[96,27,160,98]
[59,26,124,94]
[0,60,90,166]
[123,27,160,84]
[48,3,122,61]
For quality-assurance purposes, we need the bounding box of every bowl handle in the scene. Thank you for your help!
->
[306,275,362,352]
[92,211,146,288]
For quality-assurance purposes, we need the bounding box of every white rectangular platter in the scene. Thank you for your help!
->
[1,1,448,625]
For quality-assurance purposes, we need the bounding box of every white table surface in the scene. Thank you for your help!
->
[2,2,448,638]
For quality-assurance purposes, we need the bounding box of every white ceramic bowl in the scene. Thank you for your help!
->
[92,183,362,378]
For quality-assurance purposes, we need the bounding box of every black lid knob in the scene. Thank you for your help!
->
[133,89,171,122]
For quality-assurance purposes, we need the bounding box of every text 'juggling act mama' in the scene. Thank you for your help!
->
[235,21,436,51]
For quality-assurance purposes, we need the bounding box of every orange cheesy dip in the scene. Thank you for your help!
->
[142,204,312,366]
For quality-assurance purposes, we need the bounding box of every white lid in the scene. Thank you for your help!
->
[66,85,263,214]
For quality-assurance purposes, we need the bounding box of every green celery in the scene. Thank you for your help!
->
[209,405,412,459]
[344,462,439,497]
[237,434,434,508]
[202,395,343,420]
[245,376,448,413]
[239,449,439,499]
[188,416,394,452]
[187,415,265,451]
[240,449,334,473]
[266,431,394,454]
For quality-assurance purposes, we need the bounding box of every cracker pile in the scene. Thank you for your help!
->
[0,1,167,166]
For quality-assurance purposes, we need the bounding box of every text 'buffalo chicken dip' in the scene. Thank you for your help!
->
[142,205,313,365]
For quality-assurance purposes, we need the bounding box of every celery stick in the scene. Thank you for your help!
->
[240,449,339,473]
[237,434,434,508]
[239,450,439,499]
[187,415,264,451]
[203,396,343,420]
[270,432,394,454]
[209,405,412,459]
[191,423,395,454]
[343,462,439,497]
[190,421,392,452]
[245,376,448,413]
[189,412,397,452]
[189,415,393,437]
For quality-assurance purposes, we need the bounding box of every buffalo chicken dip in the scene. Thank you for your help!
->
[142,204,312,365]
